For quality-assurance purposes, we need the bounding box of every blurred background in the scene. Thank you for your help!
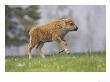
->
[5,5,106,56]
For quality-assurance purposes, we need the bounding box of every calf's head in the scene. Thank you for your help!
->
[63,19,78,31]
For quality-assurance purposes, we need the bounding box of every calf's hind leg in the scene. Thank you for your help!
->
[28,41,35,59]
[36,42,45,58]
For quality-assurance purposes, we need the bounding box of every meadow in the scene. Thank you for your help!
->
[5,52,106,72]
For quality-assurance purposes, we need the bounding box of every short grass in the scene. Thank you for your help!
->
[5,52,106,72]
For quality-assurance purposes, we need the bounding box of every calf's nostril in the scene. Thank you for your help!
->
[74,26,78,31]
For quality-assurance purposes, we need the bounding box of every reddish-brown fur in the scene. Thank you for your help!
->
[28,19,78,59]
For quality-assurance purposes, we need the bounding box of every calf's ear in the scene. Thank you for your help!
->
[62,19,69,22]
[62,19,69,24]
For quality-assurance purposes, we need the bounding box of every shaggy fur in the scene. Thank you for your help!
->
[28,19,78,59]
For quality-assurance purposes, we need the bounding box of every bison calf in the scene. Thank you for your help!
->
[28,19,78,59]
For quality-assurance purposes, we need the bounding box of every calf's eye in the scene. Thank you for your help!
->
[70,22,73,25]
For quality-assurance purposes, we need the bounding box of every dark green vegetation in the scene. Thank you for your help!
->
[5,52,106,72]
[5,5,40,46]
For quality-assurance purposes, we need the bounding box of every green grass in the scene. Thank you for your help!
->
[5,52,106,72]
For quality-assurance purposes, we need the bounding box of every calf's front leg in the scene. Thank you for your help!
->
[54,37,70,54]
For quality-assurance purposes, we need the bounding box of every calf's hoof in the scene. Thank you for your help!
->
[42,56,45,58]
[29,56,32,59]
[65,50,70,54]
[41,54,45,58]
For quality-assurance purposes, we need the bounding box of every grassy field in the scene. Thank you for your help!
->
[5,52,106,72]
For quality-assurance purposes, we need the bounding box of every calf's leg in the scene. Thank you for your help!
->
[36,42,45,58]
[28,40,36,59]
[54,37,70,54]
